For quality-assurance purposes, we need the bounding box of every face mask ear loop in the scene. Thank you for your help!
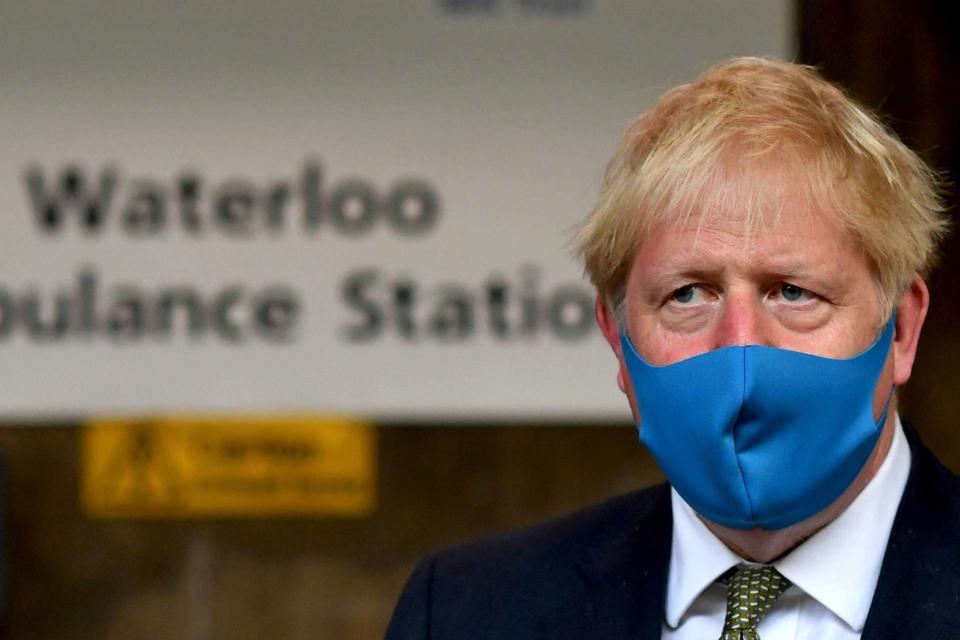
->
[872,313,898,432]
[875,384,896,432]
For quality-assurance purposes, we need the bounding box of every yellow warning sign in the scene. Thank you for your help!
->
[81,416,375,518]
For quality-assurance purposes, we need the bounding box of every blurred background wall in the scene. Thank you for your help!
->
[0,1,957,638]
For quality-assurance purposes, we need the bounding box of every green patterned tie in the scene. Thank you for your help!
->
[718,566,791,640]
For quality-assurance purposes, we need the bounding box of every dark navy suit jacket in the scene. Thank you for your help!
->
[386,425,960,639]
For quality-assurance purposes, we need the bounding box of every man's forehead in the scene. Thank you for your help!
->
[658,200,844,243]
[635,205,856,276]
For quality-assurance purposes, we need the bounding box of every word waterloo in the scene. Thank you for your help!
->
[5,162,595,344]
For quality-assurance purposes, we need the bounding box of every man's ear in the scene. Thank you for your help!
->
[595,296,628,393]
[892,274,930,386]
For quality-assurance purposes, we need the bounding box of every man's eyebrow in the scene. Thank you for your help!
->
[647,256,849,286]
[652,252,817,273]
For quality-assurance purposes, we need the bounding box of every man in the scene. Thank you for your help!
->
[386,58,957,639]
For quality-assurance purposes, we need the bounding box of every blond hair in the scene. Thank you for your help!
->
[576,57,949,320]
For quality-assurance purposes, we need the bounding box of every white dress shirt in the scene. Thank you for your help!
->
[662,414,911,639]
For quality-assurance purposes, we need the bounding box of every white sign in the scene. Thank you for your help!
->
[0,1,790,419]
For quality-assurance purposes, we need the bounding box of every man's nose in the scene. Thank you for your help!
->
[711,291,773,349]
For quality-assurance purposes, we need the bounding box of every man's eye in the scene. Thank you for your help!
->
[669,285,705,304]
[778,283,813,302]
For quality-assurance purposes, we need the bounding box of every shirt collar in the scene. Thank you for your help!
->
[665,487,741,628]
[665,414,911,631]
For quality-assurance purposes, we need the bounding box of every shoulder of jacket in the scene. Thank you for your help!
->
[431,482,669,575]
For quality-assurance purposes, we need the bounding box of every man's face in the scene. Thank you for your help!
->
[594,181,933,549]
[603,187,904,427]
[624,208,881,366]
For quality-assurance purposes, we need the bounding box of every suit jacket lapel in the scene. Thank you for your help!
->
[861,423,960,639]
[541,484,672,640]
[535,423,960,639]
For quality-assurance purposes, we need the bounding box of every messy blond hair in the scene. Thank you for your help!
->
[576,57,949,320]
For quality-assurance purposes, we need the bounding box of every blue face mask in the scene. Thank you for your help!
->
[620,317,895,530]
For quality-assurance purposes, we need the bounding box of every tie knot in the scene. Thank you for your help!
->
[719,566,791,640]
